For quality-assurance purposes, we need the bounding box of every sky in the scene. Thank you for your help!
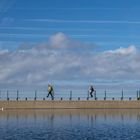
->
[0,0,140,88]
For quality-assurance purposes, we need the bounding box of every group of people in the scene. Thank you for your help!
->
[47,84,95,100]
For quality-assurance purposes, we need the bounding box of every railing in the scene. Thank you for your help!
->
[0,89,140,101]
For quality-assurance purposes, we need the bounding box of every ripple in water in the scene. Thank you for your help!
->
[0,109,140,140]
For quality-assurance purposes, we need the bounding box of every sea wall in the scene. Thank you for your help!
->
[0,100,140,109]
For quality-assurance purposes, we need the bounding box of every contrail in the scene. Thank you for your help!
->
[0,26,114,32]
[0,33,140,40]
[24,19,140,24]
[8,7,140,10]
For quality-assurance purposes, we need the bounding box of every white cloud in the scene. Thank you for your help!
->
[48,32,70,48]
[47,32,93,50]
[0,32,140,85]
[104,45,137,55]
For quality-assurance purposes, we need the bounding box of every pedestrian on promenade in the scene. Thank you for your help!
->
[88,85,95,98]
[47,84,54,100]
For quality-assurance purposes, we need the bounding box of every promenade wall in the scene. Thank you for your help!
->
[0,100,140,109]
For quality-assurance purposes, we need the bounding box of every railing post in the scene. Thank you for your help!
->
[7,90,9,101]
[94,90,97,100]
[137,90,139,100]
[69,90,72,100]
[16,90,19,101]
[87,91,89,100]
[34,90,37,100]
[121,90,123,100]
[104,90,106,100]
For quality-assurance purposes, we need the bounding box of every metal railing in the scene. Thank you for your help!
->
[0,89,140,101]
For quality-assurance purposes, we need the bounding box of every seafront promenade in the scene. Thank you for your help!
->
[1,100,140,109]
[0,89,140,110]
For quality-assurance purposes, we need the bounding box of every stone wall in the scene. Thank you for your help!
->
[0,100,140,109]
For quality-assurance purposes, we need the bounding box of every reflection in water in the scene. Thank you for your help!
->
[0,109,139,125]
[1,109,140,125]
[138,114,140,121]
[1,109,140,139]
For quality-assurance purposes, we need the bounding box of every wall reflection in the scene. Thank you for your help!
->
[0,109,140,126]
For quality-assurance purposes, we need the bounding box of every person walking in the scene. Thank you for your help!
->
[47,84,54,100]
[88,85,95,98]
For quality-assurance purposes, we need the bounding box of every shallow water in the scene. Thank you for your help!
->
[0,109,140,140]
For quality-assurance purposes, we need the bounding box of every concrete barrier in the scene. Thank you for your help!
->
[0,100,140,109]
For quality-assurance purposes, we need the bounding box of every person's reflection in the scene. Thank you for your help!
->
[5,112,10,131]
[104,113,107,121]
[33,111,37,126]
[78,112,80,121]
[48,113,55,127]
[69,113,72,123]
[94,114,97,122]
[87,114,89,122]
[137,114,140,121]
[25,112,28,124]
[121,114,124,122]
[6,112,9,123]
[90,115,94,125]
[16,112,19,126]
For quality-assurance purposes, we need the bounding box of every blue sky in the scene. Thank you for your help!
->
[1,0,140,50]
[0,0,140,88]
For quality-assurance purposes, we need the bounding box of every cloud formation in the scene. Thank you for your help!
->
[0,32,140,85]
